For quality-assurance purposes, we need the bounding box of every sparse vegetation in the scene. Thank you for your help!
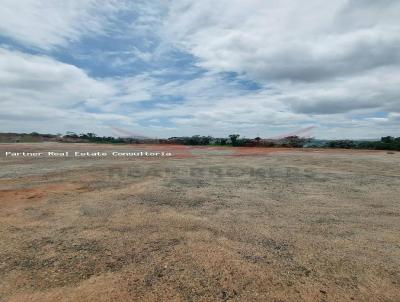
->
[1,143,399,301]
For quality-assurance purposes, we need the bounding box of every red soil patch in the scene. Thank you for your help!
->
[0,182,86,206]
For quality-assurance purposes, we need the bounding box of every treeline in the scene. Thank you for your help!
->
[2,132,399,151]
[323,136,400,151]
[164,134,309,148]
[64,133,400,150]
[0,132,58,143]
[64,133,310,147]
[63,132,158,144]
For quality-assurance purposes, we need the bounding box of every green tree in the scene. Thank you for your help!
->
[381,136,394,144]
[229,134,240,146]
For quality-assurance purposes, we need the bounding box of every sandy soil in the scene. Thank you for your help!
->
[0,143,399,302]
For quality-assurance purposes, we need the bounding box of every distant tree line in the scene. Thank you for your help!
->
[164,134,311,148]
[63,133,400,150]
[64,132,126,143]
[324,136,400,151]
[2,132,399,151]
[62,132,311,147]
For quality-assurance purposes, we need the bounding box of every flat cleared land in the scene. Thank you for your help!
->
[0,143,399,302]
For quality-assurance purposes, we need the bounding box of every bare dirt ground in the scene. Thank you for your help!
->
[0,143,399,302]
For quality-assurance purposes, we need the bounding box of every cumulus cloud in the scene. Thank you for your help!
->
[281,66,400,114]
[0,47,114,106]
[0,0,130,50]
[0,47,152,133]
[164,0,400,83]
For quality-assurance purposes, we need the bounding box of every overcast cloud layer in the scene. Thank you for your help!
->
[0,0,399,138]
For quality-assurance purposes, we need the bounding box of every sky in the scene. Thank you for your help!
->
[0,0,399,139]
